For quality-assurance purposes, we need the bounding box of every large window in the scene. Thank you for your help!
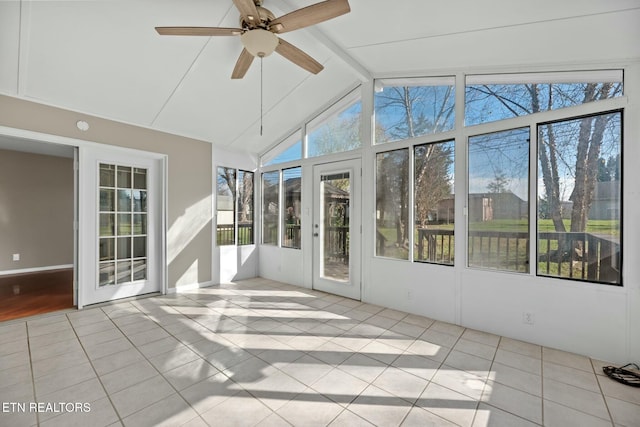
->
[376,149,409,260]
[414,140,455,265]
[375,77,455,144]
[307,89,362,158]
[465,71,623,126]
[282,167,302,249]
[468,128,530,272]
[537,111,622,285]
[262,171,280,245]
[263,131,302,166]
[216,167,254,246]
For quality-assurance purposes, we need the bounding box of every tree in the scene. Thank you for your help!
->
[375,85,455,247]
[308,103,361,157]
[487,170,510,193]
[238,171,253,223]
[468,81,621,236]
[414,143,453,227]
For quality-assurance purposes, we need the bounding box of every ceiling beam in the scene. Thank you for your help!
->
[278,0,371,82]
[17,0,32,96]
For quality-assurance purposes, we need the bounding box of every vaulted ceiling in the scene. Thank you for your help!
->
[1,0,639,155]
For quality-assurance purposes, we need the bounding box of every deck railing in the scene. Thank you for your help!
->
[538,231,620,283]
[325,226,349,262]
[216,223,254,245]
[415,228,619,283]
[283,224,301,249]
[416,229,455,265]
[467,230,530,272]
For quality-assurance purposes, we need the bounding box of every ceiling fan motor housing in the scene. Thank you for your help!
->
[241,29,279,57]
[240,5,275,29]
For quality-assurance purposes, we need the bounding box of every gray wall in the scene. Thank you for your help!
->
[0,149,74,271]
[0,95,213,289]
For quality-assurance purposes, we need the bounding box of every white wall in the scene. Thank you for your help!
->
[212,146,259,285]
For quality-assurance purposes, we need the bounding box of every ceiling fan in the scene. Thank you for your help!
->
[155,0,351,79]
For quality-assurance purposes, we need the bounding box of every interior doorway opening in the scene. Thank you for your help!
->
[0,140,76,321]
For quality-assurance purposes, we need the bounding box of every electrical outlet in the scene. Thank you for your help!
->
[523,312,535,325]
[12,253,20,261]
[407,290,412,300]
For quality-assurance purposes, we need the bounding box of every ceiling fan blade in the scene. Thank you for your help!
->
[275,39,324,74]
[233,0,261,26]
[156,27,243,36]
[232,48,255,79]
[270,0,350,34]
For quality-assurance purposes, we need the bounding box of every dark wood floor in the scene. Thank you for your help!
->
[0,269,74,322]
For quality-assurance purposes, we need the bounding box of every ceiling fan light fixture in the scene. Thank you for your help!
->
[241,29,278,57]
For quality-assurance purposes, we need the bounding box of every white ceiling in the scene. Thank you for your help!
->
[1,0,639,155]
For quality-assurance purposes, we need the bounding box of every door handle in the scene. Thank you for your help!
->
[313,233,319,237]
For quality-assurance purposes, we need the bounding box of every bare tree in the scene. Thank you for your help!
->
[468,81,621,236]
[376,85,455,246]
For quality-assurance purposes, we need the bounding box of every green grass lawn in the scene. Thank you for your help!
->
[470,218,619,236]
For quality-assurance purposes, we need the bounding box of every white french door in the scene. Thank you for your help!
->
[312,159,361,300]
[78,146,165,307]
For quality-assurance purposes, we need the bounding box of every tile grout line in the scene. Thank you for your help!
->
[540,343,545,426]
[590,358,616,427]
[468,333,498,427]
[24,321,40,427]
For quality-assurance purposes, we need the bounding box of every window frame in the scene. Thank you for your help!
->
[534,109,623,286]
[282,166,303,250]
[466,127,531,274]
[215,166,255,247]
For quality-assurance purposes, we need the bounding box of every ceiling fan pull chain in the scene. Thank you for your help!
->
[260,55,263,136]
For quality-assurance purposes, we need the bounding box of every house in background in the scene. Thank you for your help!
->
[468,193,528,223]
[0,0,639,370]
[589,181,621,221]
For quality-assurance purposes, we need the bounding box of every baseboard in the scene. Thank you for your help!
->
[169,280,216,294]
[0,264,74,277]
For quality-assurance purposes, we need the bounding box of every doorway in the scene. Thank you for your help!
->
[0,142,76,321]
[312,159,361,300]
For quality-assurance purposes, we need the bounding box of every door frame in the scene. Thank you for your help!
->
[312,158,361,300]
[78,145,167,308]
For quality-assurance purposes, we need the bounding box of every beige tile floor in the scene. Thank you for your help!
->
[1,277,639,427]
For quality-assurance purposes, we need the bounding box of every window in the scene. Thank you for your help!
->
[282,167,302,249]
[468,128,530,272]
[307,89,362,158]
[216,167,236,246]
[465,71,623,126]
[216,167,254,246]
[414,140,455,264]
[263,131,302,166]
[376,149,409,260]
[262,171,280,245]
[237,170,254,245]
[537,111,622,285]
[99,164,147,286]
[375,77,455,144]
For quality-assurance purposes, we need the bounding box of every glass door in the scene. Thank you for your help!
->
[78,146,165,307]
[313,159,361,300]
